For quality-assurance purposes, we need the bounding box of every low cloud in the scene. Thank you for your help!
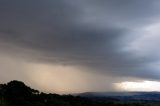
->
[1,0,160,93]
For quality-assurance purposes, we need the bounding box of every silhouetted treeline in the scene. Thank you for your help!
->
[0,80,160,106]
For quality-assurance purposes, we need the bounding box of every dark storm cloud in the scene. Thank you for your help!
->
[1,0,160,80]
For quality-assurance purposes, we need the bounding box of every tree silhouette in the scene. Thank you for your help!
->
[0,80,160,106]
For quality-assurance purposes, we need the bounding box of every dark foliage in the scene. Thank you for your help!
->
[0,80,160,106]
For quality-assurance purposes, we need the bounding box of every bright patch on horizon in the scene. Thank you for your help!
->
[115,81,160,91]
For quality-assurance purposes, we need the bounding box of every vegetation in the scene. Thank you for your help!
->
[0,97,6,106]
[0,80,160,106]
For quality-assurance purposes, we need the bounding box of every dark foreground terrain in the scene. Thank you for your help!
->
[0,81,160,106]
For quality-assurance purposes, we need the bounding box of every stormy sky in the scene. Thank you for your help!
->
[1,0,160,93]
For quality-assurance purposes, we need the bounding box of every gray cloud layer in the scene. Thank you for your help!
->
[1,0,160,92]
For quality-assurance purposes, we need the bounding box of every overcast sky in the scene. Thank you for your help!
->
[1,0,160,93]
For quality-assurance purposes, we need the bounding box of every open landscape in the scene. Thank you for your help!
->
[1,81,160,106]
[1,0,160,105]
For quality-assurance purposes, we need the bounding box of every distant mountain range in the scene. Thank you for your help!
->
[77,92,160,101]
[1,81,160,106]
